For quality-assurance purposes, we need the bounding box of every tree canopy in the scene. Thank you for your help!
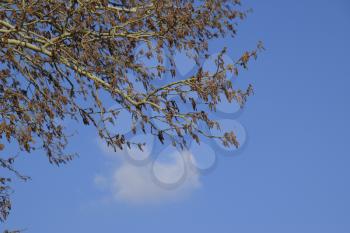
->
[0,0,263,223]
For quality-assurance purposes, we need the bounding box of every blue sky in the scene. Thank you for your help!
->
[2,0,350,232]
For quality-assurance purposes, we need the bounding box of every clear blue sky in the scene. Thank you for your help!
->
[2,0,350,232]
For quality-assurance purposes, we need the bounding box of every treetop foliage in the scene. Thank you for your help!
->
[0,0,263,223]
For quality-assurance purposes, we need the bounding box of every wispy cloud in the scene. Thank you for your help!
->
[95,139,201,204]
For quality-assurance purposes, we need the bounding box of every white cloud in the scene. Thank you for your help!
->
[95,140,201,204]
